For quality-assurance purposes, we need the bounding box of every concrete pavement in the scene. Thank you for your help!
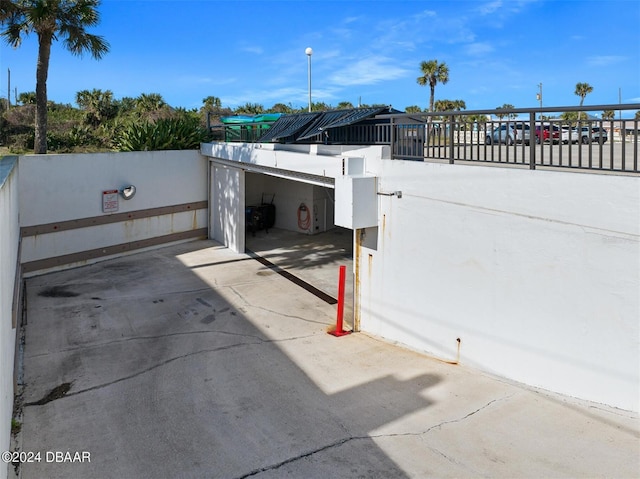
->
[10,239,640,478]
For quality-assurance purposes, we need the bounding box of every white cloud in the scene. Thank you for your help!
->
[176,75,214,85]
[342,16,363,24]
[474,0,538,19]
[328,56,410,86]
[464,42,495,56]
[476,0,503,15]
[413,9,437,21]
[240,45,264,55]
[586,55,626,67]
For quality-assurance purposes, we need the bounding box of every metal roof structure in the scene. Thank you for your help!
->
[256,112,320,143]
[297,107,389,141]
[257,107,397,144]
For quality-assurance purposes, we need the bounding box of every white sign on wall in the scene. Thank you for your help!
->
[102,189,119,213]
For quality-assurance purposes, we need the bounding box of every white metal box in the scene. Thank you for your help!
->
[334,174,377,229]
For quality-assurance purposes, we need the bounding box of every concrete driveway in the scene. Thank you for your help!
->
[11,240,639,478]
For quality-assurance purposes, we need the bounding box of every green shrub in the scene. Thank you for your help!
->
[115,116,210,151]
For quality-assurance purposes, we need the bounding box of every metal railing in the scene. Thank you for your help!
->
[380,104,640,174]
[213,104,639,174]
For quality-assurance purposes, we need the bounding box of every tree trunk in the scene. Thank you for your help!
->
[35,32,52,154]
[429,85,435,113]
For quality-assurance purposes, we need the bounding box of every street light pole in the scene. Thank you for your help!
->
[305,47,313,112]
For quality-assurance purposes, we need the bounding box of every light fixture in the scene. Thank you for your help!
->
[377,190,402,199]
[120,185,136,200]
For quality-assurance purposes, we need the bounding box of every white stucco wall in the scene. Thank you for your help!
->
[359,161,640,411]
[19,150,208,272]
[0,157,19,479]
[202,141,639,410]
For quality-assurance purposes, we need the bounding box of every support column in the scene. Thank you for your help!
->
[209,162,245,253]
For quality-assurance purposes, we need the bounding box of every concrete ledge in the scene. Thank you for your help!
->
[21,201,208,236]
[22,229,207,275]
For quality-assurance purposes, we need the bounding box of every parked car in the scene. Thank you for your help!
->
[535,124,560,144]
[578,126,608,144]
[485,123,531,145]
[561,127,579,144]
[513,123,532,145]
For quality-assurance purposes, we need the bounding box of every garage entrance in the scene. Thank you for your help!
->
[244,172,354,327]
[208,158,355,330]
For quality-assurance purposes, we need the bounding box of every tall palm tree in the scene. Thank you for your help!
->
[416,60,449,113]
[574,82,593,121]
[574,82,593,107]
[0,0,109,153]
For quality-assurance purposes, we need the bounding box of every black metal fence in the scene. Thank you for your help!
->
[214,104,640,174]
[380,104,640,174]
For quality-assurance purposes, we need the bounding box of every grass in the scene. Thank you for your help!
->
[11,418,21,436]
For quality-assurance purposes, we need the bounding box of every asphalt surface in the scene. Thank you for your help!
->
[11,238,640,479]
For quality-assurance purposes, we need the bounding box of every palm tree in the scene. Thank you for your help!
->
[416,60,449,113]
[336,101,354,110]
[574,82,593,121]
[17,91,37,105]
[268,103,294,114]
[574,82,593,107]
[0,0,109,153]
[435,99,466,126]
[76,88,115,126]
[404,105,422,114]
[234,102,264,115]
[135,93,167,113]
[202,96,222,111]
[602,110,615,120]
[495,104,516,120]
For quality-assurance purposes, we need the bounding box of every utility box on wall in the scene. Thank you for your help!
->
[334,175,378,229]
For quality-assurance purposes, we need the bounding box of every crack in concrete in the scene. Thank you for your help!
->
[24,331,320,406]
[24,342,261,406]
[235,435,367,479]
[420,394,516,435]
[26,329,268,358]
[235,396,514,478]
[252,304,332,326]
[227,285,331,326]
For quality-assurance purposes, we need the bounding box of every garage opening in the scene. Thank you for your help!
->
[244,172,354,325]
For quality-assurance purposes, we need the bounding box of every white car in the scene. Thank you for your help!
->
[485,123,531,145]
[578,126,608,144]
[561,127,579,144]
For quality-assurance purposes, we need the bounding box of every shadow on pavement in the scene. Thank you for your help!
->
[16,240,436,479]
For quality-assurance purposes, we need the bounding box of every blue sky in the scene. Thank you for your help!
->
[1,0,639,114]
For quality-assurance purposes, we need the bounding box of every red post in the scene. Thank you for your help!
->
[329,265,351,337]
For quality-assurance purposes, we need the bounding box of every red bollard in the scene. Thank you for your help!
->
[329,265,351,337]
